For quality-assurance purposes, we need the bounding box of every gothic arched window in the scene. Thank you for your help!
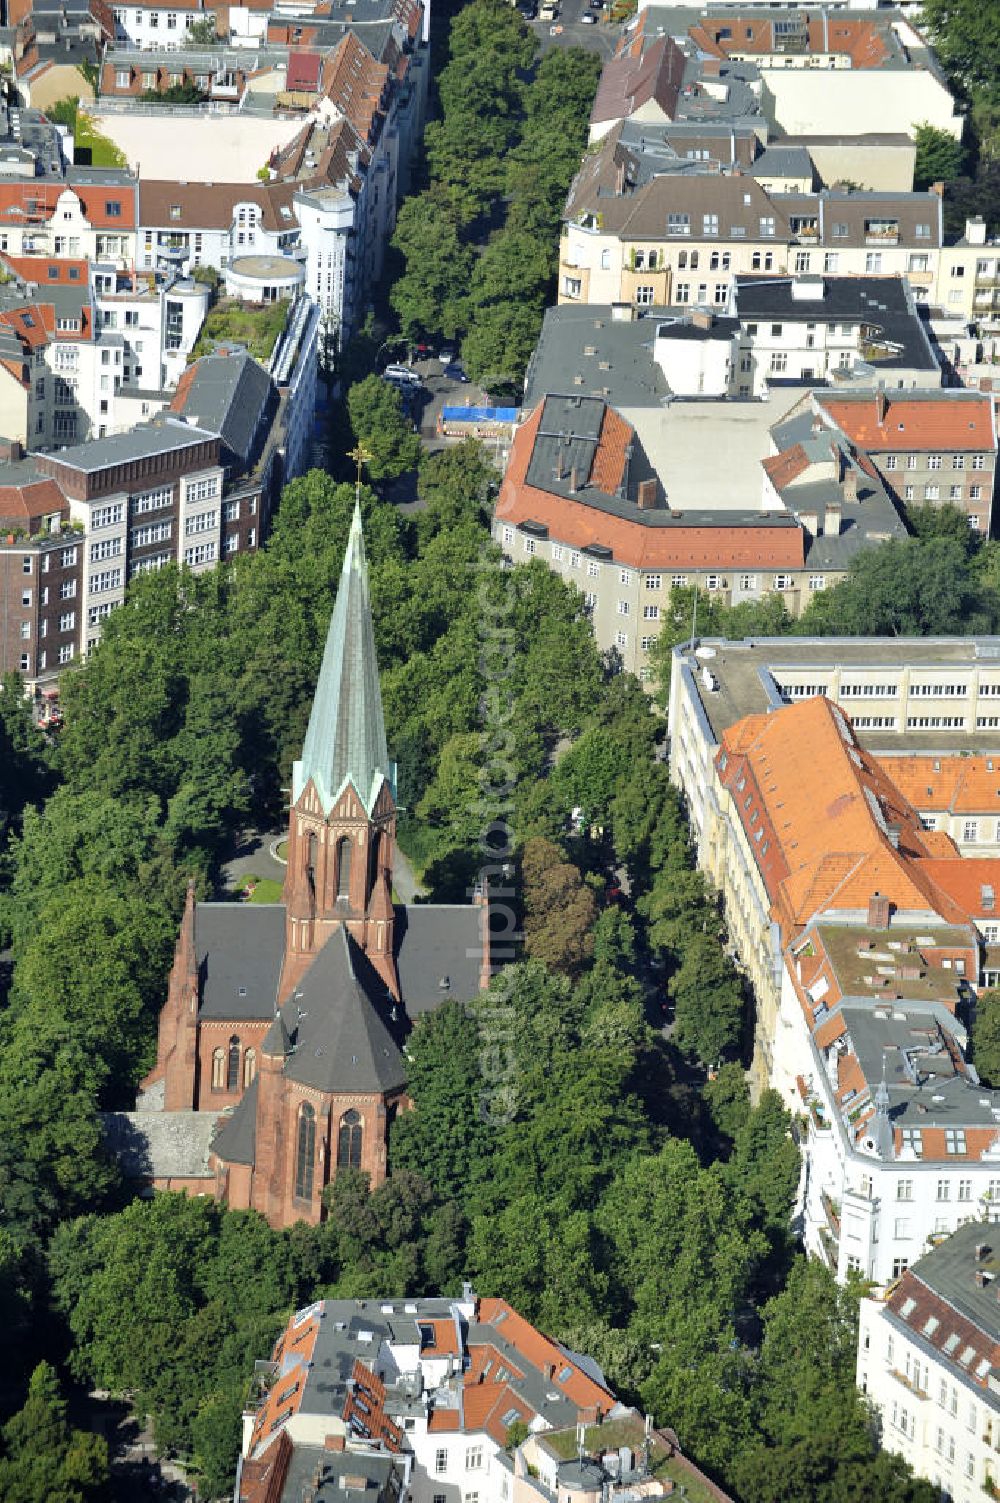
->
[295,1103,316,1201]
[227,1035,240,1091]
[211,1048,225,1090]
[336,836,352,900]
[337,1108,363,1170]
[243,1048,257,1088]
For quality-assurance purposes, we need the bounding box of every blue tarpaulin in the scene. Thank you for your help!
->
[440,407,519,423]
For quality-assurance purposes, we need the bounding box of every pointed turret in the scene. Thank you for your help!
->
[293,501,390,818]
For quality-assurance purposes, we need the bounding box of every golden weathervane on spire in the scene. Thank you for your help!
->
[347,442,373,502]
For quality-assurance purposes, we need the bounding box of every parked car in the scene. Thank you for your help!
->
[410,338,434,359]
[443,361,470,383]
[437,344,456,365]
[383,362,422,387]
[581,13,596,22]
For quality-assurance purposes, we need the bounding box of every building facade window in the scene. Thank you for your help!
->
[212,1048,225,1089]
[337,1108,363,1169]
[295,1103,316,1201]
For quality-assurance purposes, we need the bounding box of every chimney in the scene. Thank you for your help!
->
[569,466,579,494]
[929,180,945,198]
[842,467,858,505]
[544,1364,555,1380]
[325,1434,346,1453]
[823,502,842,536]
[636,478,657,510]
[690,308,713,330]
[868,891,890,930]
[875,389,888,424]
[977,1242,991,1261]
[966,216,988,246]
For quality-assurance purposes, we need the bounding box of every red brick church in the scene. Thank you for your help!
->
[112,504,491,1228]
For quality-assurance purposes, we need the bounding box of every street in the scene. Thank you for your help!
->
[531,0,624,60]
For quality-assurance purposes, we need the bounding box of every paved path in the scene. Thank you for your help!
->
[394,846,424,903]
[217,828,286,897]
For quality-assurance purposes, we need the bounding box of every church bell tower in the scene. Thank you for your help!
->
[279,502,398,1001]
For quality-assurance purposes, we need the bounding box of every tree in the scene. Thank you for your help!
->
[0,673,54,848]
[796,536,994,638]
[390,195,475,339]
[520,836,597,976]
[972,988,1000,1086]
[0,1362,108,1503]
[186,13,218,42]
[390,1002,496,1200]
[346,376,422,483]
[913,123,964,191]
[669,931,745,1065]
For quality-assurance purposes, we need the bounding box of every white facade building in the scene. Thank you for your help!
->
[859,1225,1000,1501]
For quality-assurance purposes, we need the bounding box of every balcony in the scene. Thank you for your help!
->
[821,1190,841,1238]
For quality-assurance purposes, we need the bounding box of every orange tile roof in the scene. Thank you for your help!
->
[477,1298,613,1412]
[497,405,806,572]
[877,755,1000,817]
[915,858,1000,918]
[248,1309,320,1455]
[423,1319,461,1357]
[691,15,890,68]
[894,1125,1000,1161]
[819,394,996,452]
[717,697,975,944]
[427,1410,461,1433]
[762,444,810,491]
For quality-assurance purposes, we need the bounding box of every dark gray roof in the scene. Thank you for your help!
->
[174,350,274,466]
[211,1076,258,1165]
[525,305,669,412]
[280,1444,404,1503]
[44,416,217,474]
[735,274,938,373]
[262,1010,292,1057]
[195,902,286,1020]
[281,927,406,1095]
[908,1223,1000,1339]
[393,903,486,1016]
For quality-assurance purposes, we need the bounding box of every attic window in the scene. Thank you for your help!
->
[900,1297,916,1318]
[557,1365,573,1383]
[960,1346,977,1367]
[238,985,247,997]
[502,1408,520,1426]
[922,1316,939,1337]
[169,204,181,220]
[977,1358,991,1379]
[943,1333,960,1354]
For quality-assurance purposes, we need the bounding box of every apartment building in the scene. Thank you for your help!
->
[99,44,264,102]
[667,637,1000,866]
[608,7,961,142]
[650,274,940,396]
[108,0,219,51]
[878,758,1000,865]
[0,259,209,451]
[666,679,1000,1283]
[237,1293,726,1503]
[0,174,138,265]
[0,473,82,686]
[792,388,999,534]
[859,1226,1000,1502]
[560,145,960,316]
[494,390,910,677]
[0,294,317,691]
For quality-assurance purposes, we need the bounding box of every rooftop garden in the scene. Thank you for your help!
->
[541,1421,721,1503]
[191,299,288,364]
[45,98,128,168]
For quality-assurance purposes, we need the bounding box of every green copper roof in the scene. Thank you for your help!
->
[292,501,390,817]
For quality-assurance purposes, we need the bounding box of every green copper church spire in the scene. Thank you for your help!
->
[292,500,390,816]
